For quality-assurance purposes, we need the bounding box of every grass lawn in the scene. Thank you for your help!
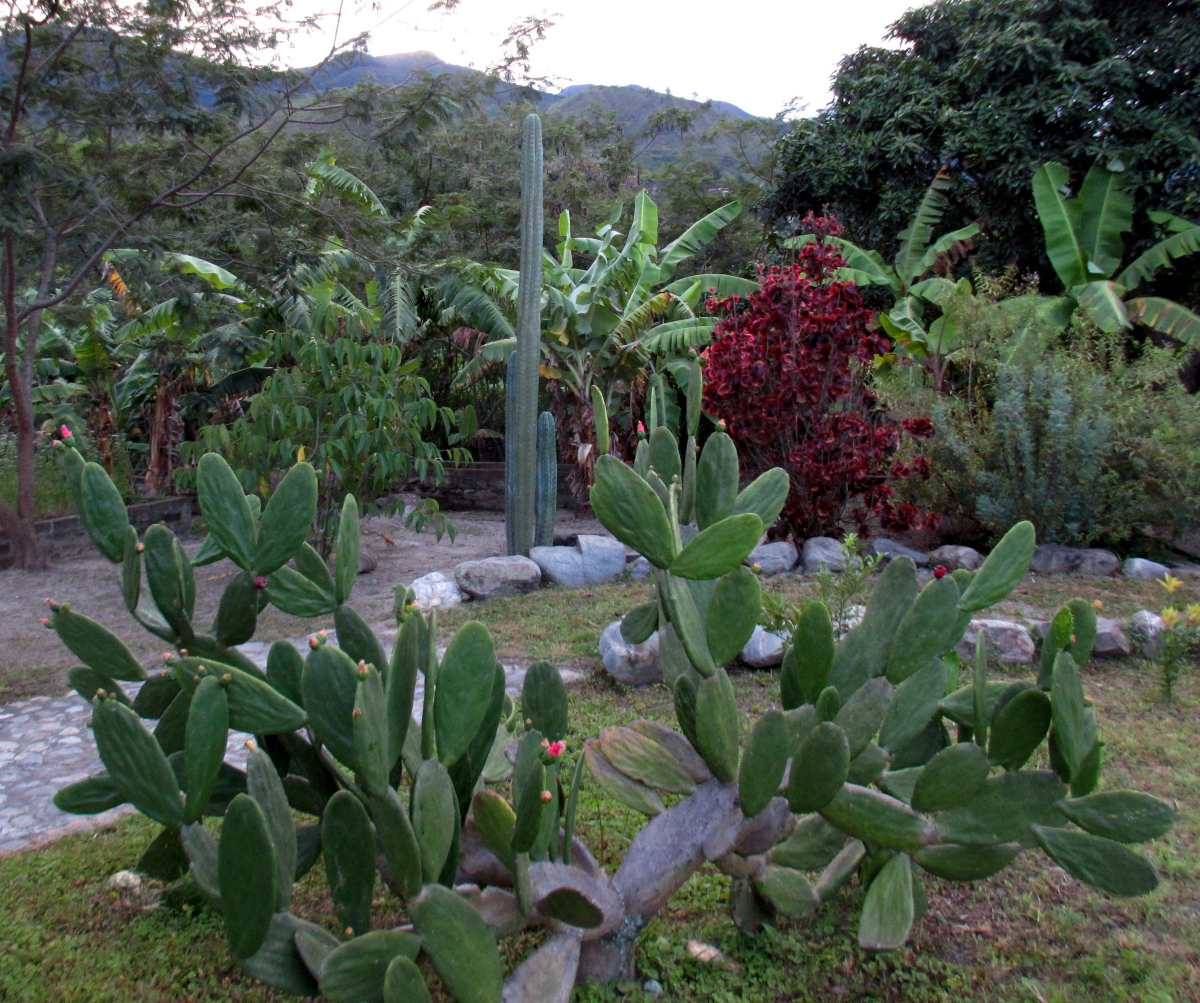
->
[1,577,1197,1002]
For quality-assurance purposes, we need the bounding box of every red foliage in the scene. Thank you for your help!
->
[702,219,934,540]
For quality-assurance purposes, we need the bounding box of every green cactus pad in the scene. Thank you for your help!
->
[136,823,188,882]
[302,644,360,767]
[934,769,1068,847]
[183,677,229,824]
[673,673,699,749]
[92,696,183,827]
[196,453,256,569]
[78,461,131,563]
[739,710,789,818]
[246,747,298,911]
[620,602,659,645]
[681,435,698,523]
[820,785,939,853]
[412,759,458,882]
[68,666,128,706]
[590,454,677,569]
[1051,652,1097,783]
[591,385,611,455]
[293,922,341,980]
[886,576,962,683]
[321,791,376,936]
[913,841,1022,880]
[218,793,278,958]
[785,602,835,709]
[512,732,549,852]
[663,574,716,676]
[695,667,740,783]
[957,521,1036,612]
[333,605,389,679]
[770,813,848,871]
[411,882,504,1003]
[253,462,316,577]
[265,565,337,618]
[694,432,739,530]
[473,789,516,868]
[434,621,497,767]
[729,467,790,531]
[876,767,922,805]
[265,641,304,707]
[51,606,146,682]
[833,676,894,757]
[153,688,191,755]
[787,722,850,813]
[1031,824,1158,896]
[816,685,842,722]
[939,679,1015,727]
[143,523,195,641]
[130,672,179,718]
[176,657,306,736]
[847,742,890,785]
[388,612,421,771]
[669,513,763,581]
[988,687,1052,770]
[911,742,991,813]
[332,494,361,606]
[120,525,141,612]
[858,852,914,950]
[706,567,761,667]
[1058,791,1174,843]
[1065,598,1099,666]
[369,788,423,900]
[235,911,322,996]
[319,929,422,1003]
[879,658,946,754]
[211,571,258,647]
[53,773,126,815]
[1038,606,1075,688]
[354,664,389,797]
[755,864,820,918]
[814,839,866,901]
[522,660,569,742]
[584,738,664,816]
[647,424,682,485]
[383,956,431,1003]
[600,726,696,795]
[783,704,817,756]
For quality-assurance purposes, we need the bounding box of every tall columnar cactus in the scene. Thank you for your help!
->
[508,112,544,557]
[48,448,607,1003]
[535,410,557,547]
[575,367,1174,982]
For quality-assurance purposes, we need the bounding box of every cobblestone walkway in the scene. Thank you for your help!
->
[0,630,580,853]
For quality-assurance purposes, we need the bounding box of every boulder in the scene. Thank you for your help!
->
[740,626,788,668]
[629,556,652,581]
[745,541,799,576]
[867,538,929,567]
[1093,616,1132,658]
[801,537,854,574]
[531,535,627,587]
[454,555,541,600]
[1129,609,1165,657]
[1161,556,1200,578]
[955,619,1035,664]
[1030,545,1119,576]
[599,621,661,686]
[1122,557,1170,579]
[928,544,984,572]
[409,571,464,611]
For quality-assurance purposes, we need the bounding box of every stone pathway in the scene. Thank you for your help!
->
[0,629,581,853]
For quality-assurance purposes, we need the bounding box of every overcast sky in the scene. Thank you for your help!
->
[283,0,920,118]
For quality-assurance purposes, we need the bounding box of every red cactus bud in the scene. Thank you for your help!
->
[352,708,363,718]
[253,575,268,589]
[39,618,48,625]
[309,635,319,648]
[933,565,948,579]
[540,738,550,749]
[540,790,553,803]
[44,598,55,606]
[222,673,232,683]
[179,649,188,657]
[547,741,565,757]
[136,542,145,552]
[60,425,72,438]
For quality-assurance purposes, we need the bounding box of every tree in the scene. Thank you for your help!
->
[0,0,395,568]
[770,0,1200,287]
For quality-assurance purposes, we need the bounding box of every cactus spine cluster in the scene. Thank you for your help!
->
[507,112,544,557]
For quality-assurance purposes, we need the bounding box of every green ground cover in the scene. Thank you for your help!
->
[0,579,1197,1002]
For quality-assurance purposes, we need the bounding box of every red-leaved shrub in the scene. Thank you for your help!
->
[702,216,936,540]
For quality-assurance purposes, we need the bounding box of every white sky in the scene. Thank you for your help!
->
[282,0,919,118]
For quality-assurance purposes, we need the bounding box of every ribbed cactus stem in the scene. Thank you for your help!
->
[510,113,544,556]
[535,410,556,548]
[505,352,518,556]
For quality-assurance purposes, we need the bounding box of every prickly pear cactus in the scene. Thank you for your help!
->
[48,449,608,1002]
[582,367,1174,973]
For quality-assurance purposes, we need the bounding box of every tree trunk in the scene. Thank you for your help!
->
[1,234,46,569]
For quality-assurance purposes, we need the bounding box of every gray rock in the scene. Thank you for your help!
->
[867,538,929,566]
[1129,609,1165,657]
[1030,545,1119,576]
[955,619,1036,664]
[599,621,661,686]
[745,541,799,575]
[928,544,984,572]
[1093,616,1132,658]
[801,537,853,574]
[629,556,652,581]
[531,535,627,586]
[578,534,627,583]
[454,555,541,600]
[740,625,788,668]
[1161,556,1200,578]
[409,571,464,611]
[1122,557,1170,579]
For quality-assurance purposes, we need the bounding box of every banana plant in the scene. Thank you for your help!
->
[1030,154,1200,345]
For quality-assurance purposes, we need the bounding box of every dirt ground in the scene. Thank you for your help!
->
[0,500,608,688]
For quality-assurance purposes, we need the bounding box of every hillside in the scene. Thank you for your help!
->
[313,52,757,171]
